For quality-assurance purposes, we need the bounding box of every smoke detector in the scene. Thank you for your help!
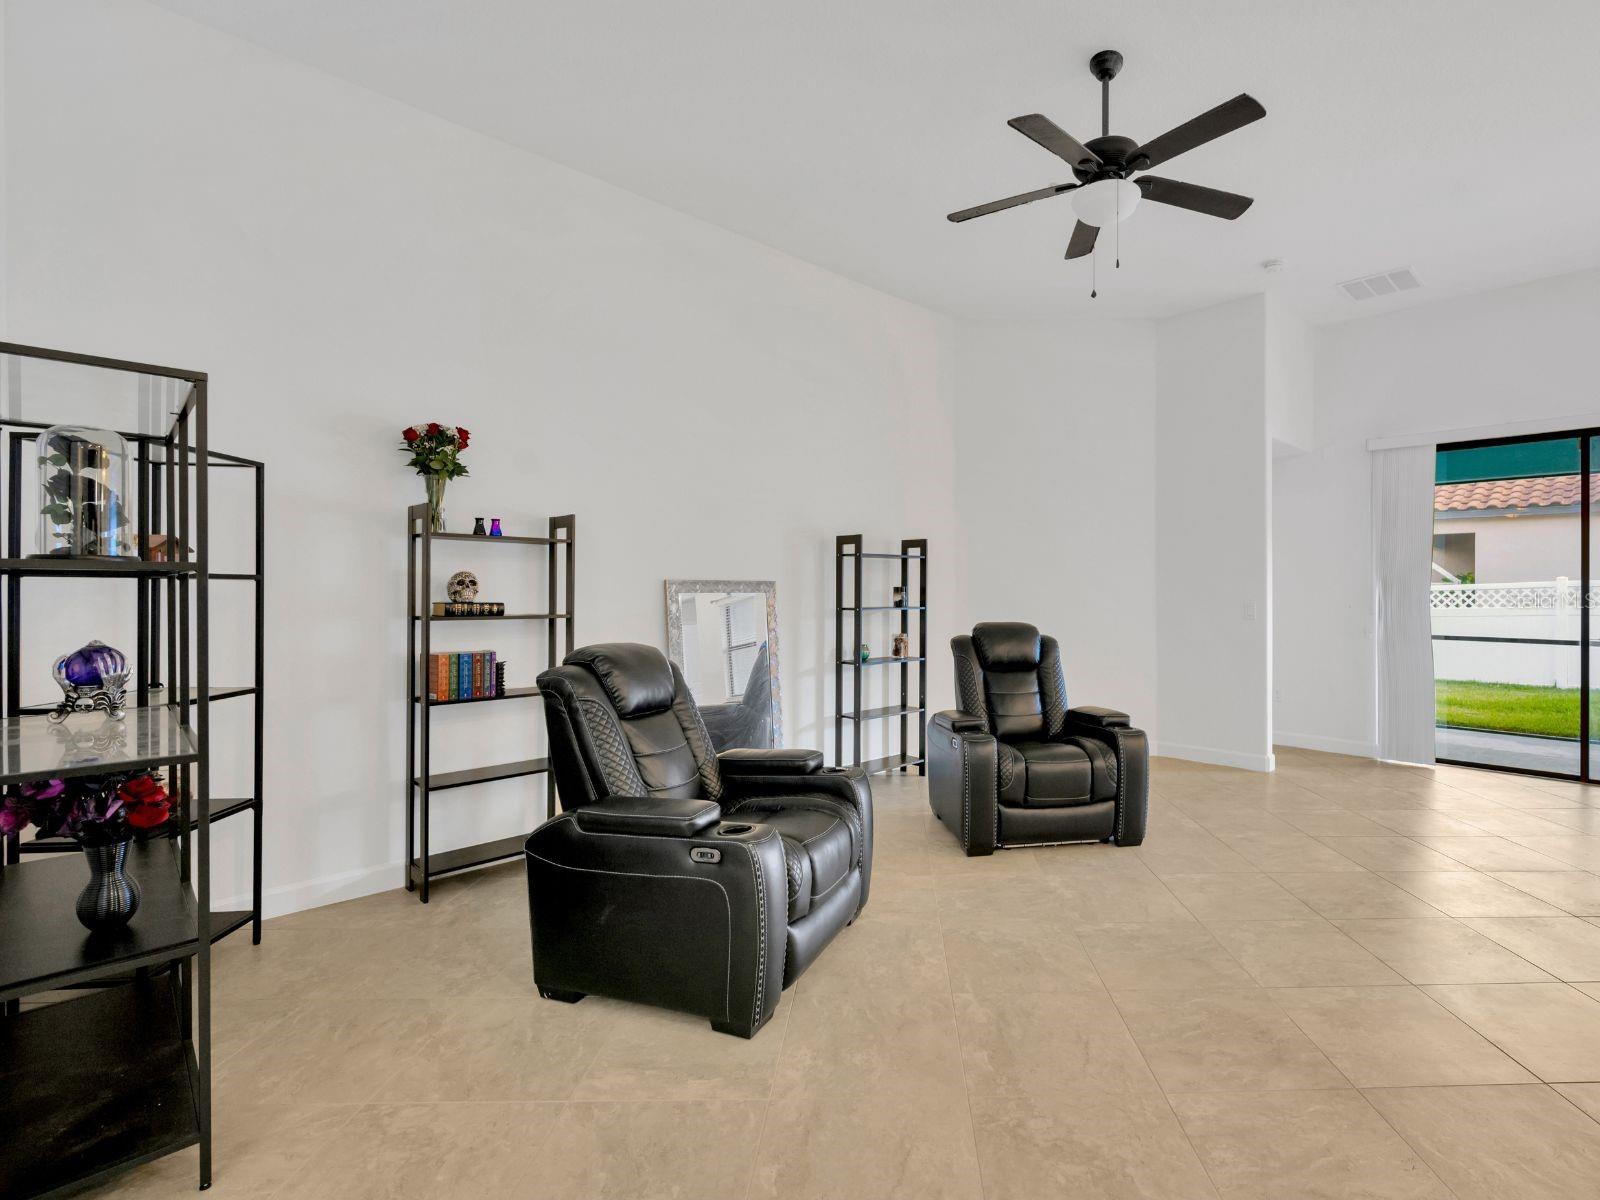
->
[1338,267,1422,301]
[1261,258,1286,275]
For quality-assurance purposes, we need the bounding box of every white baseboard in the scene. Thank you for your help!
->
[1273,730,1379,760]
[1154,741,1276,773]
[216,859,401,920]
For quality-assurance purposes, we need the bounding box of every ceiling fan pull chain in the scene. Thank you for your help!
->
[1116,187,1122,268]
[1091,240,1097,299]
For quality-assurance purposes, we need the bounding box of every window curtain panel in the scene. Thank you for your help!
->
[1372,444,1437,764]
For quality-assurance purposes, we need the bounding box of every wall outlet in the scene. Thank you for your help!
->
[1242,601,1258,621]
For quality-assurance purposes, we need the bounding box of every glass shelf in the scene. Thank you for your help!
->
[0,705,198,787]
[0,557,197,578]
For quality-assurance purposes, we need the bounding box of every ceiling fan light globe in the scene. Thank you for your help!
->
[1069,178,1140,227]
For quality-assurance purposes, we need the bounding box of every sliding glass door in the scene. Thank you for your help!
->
[1433,434,1590,778]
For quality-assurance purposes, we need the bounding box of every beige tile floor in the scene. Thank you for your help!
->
[82,748,1600,1198]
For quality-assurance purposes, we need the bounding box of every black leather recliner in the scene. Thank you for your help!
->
[928,622,1147,856]
[527,643,872,1038]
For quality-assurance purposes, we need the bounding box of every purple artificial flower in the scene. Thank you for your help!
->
[0,797,29,837]
[19,777,65,803]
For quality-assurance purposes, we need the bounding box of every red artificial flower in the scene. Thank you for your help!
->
[426,422,441,436]
[126,801,170,830]
[120,775,164,804]
[402,426,418,442]
[456,427,470,448]
[119,775,171,831]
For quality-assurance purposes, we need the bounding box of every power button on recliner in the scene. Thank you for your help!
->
[691,847,721,864]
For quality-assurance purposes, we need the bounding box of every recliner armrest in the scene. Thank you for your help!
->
[927,712,998,856]
[718,748,824,776]
[571,796,722,838]
[1059,718,1148,848]
[932,709,987,733]
[1067,705,1130,729]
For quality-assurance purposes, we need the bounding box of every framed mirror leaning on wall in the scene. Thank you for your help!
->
[664,579,782,750]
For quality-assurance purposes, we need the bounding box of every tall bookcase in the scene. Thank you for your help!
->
[0,340,232,1197]
[405,510,574,902]
[834,534,927,776]
[2,433,265,946]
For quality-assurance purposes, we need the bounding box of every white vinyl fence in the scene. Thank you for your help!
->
[1431,578,1594,688]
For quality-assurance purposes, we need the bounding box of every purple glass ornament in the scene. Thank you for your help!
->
[489,518,503,537]
[59,640,127,687]
[51,640,130,722]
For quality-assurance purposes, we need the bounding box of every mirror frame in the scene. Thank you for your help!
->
[663,578,783,747]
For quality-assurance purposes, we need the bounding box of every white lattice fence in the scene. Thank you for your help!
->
[1431,579,1590,687]
[1431,579,1600,610]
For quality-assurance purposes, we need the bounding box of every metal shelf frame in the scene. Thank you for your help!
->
[0,418,265,948]
[0,339,223,1197]
[834,534,927,777]
[405,509,574,902]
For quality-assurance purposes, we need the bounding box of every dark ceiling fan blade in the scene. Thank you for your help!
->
[1135,94,1265,169]
[1135,176,1254,219]
[1065,221,1099,259]
[1008,114,1101,169]
[947,183,1079,223]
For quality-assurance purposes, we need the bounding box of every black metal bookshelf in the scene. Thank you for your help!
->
[834,534,927,776]
[0,340,221,1198]
[2,424,265,947]
[405,509,573,902]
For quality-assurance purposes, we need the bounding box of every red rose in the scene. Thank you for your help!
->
[120,775,165,804]
[456,427,470,447]
[402,426,418,442]
[119,775,171,831]
[127,800,171,830]
[426,422,441,436]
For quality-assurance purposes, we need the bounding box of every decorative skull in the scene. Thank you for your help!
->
[446,570,479,602]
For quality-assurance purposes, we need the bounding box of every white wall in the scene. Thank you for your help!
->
[1266,300,1314,454]
[1274,267,1600,757]
[1436,511,1579,584]
[3,0,961,914]
[950,318,1159,731]
[0,0,6,336]
[1155,294,1274,770]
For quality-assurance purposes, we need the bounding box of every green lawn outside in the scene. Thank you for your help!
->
[1436,679,1600,739]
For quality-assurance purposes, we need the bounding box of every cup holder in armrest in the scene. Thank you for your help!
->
[716,823,754,836]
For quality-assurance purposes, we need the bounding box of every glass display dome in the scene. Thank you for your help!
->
[36,424,136,558]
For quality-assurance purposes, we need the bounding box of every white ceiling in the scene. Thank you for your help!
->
[149,0,1600,324]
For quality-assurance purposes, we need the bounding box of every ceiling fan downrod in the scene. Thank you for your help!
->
[1091,49,1122,138]
[1090,49,1125,297]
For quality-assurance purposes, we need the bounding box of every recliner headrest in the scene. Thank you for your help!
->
[566,643,676,716]
[971,622,1042,670]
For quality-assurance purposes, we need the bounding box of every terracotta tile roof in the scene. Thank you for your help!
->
[1435,474,1581,512]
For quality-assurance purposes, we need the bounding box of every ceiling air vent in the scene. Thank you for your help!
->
[1339,268,1422,301]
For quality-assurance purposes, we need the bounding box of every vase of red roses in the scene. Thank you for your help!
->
[399,423,471,534]
[0,771,172,932]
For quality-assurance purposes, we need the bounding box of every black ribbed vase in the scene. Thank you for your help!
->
[76,841,141,932]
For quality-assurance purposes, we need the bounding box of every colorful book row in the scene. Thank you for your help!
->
[430,651,498,702]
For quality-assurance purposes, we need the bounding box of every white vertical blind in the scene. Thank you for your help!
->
[1373,444,1438,764]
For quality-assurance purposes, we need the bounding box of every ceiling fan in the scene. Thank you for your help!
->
[948,50,1265,289]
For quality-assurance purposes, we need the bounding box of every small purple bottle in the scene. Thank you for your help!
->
[489,518,503,537]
